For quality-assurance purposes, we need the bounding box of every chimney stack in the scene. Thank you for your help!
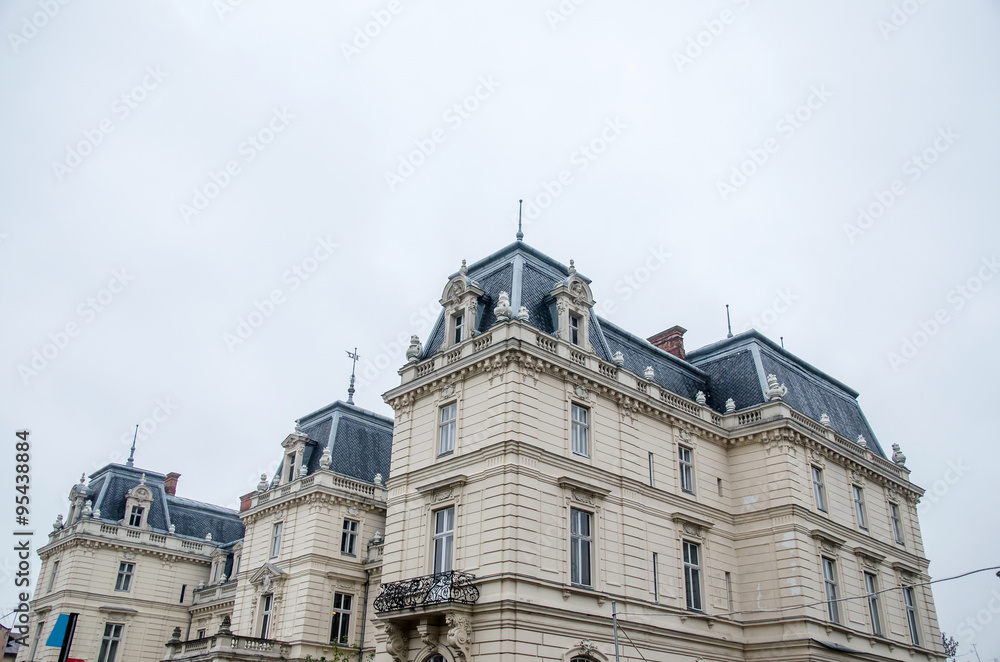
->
[164,472,181,496]
[648,325,687,360]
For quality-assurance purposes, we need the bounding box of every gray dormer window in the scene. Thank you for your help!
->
[453,313,464,344]
[128,506,144,527]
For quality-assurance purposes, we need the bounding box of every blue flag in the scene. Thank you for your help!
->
[45,614,70,647]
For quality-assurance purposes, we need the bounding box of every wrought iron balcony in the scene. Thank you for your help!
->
[373,570,480,613]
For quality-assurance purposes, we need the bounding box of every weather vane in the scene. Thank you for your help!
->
[346,348,360,405]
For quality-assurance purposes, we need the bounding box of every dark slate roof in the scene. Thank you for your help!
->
[295,400,393,484]
[598,317,707,399]
[85,464,245,543]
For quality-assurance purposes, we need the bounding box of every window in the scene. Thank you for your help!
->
[234,556,241,575]
[864,571,882,636]
[725,571,734,613]
[341,519,359,555]
[286,453,296,482]
[717,477,724,496]
[259,594,273,638]
[29,620,44,662]
[570,508,592,587]
[179,585,187,604]
[569,314,581,345]
[196,629,206,640]
[270,522,283,559]
[678,446,694,494]
[903,586,920,645]
[890,502,904,544]
[812,466,827,512]
[648,453,655,487]
[97,623,124,662]
[330,592,353,644]
[652,552,659,603]
[114,562,134,592]
[47,560,59,593]
[432,507,455,574]
[438,403,457,456]
[571,404,589,457]
[853,485,867,530]
[128,506,144,527]
[683,541,702,611]
[212,562,221,583]
[822,557,840,624]
[453,313,464,344]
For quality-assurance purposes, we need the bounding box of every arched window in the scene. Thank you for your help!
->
[571,658,594,662]
[426,656,445,662]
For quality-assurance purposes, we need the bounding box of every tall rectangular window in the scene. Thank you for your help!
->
[270,522,283,559]
[571,404,589,457]
[683,541,702,611]
[652,552,659,603]
[648,453,655,487]
[259,594,273,638]
[179,585,187,604]
[864,571,882,636]
[97,623,124,662]
[432,507,455,574]
[438,403,457,456]
[903,586,920,645]
[570,508,592,587]
[286,453,296,482]
[822,557,840,624]
[812,466,827,512]
[853,485,868,530]
[128,506,144,527]
[330,592,353,645]
[679,446,694,494]
[725,571,734,613]
[341,519,358,555]
[453,313,464,344]
[114,562,134,592]
[29,620,45,662]
[569,314,581,345]
[890,502,904,544]
[47,560,59,593]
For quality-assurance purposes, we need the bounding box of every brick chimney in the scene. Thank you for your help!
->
[164,472,181,496]
[239,492,255,512]
[647,325,687,360]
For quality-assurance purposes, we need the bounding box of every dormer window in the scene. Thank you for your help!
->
[453,313,464,344]
[286,453,297,482]
[128,506,144,527]
[569,314,581,345]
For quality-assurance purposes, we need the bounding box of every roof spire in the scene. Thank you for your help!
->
[516,199,524,241]
[345,347,360,405]
[725,304,733,339]
[126,424,138,467]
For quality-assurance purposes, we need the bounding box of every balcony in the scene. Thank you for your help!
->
[373,571,480,614]
[163,633,288,662]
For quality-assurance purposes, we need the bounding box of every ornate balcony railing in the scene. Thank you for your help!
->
[373,571,480,613]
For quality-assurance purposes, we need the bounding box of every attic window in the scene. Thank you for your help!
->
[128,506,144,527]
[569,314,581,345]
[453,313,464,344]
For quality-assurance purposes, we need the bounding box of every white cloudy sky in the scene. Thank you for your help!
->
[2,0,999,655]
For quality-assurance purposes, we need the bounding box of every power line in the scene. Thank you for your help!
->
[615,624,651,662]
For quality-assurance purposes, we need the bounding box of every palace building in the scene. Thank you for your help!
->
[19,238,947,662]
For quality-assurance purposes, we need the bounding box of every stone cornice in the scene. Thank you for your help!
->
[243,482,384,524]
[37,530,214,565]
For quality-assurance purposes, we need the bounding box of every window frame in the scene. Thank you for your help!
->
[96,622,124,662]
[853,484,868,530]
[286,452,296,482]
[889,502,905,545]
[864,571,882,636]
[812,466,827,512]
[569,507,593,588]
[47,559,59,593]
[682,540,703,611]
[438,402,457,457]
[29,620,45,662]
[821,556,840,624]
[259,593,274,639]
[648,452,655,487]
[114,561,134,592]
[569,313,581,345]
[453,313,464,345]
[903,585,920,646]
[651,552,659,603]
[432,506,455,574]
[570,403,590,458]
[127,505,144,527]
[678,445,695,494]
[341,519,359,556]
[330,592,354,645]
[270,522,283,559]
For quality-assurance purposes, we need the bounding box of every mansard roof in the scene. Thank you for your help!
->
[85,464,245,543]
[418,239,886,459]
[294,400,393,484]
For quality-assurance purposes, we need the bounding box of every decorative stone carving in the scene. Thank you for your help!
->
[205,532,213,541]
[516,305,530,321]
[612,350,625,366]
[170,627,182,642]
[319,447,332,470]
[82,500,93,517]
[406,335,423,363]
[434,488,454,502]
[765,374,788,401]
[53,514,63,530]
[217,616,232,636]
[198,580,206,589]
[579,639,598,656]
[384,622,406,662]
[299,463,308,478]
[571,490,594,505]
[850,470,863,484]
[679,429,691,443]
[573,384,589,400]
[857,435,867,447]
[168,524,175,534]
[695,391,707,405]
[494,291,513,321]
[820,413,831,427]
[644,366,655,380]
[257,474,269,492]
[348,505,360,517]
[374,473,384,487]
[892,443,907,466]
[440,383,456,399]
[683,523,700,537]
[92,509,100,519]
[123,551,136,560]
[446,612,472,661]
[725,398,736,413]
[459,259,468,275]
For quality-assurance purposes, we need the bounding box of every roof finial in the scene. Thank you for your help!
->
[516,199,524,241]
[780,336,784,348]
[725,304,733,339]
[346,347,361,405]
[126,424,138,467]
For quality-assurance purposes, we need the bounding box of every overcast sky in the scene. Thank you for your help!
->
[2,0,998,656]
